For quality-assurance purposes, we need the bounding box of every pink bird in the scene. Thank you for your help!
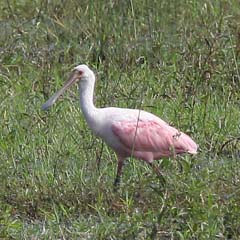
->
[42,65,198,186]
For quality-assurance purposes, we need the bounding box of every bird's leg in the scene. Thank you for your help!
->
[148,162,166,185]
[114,156,124,187]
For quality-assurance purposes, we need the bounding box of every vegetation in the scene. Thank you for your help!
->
[0,0,240,239]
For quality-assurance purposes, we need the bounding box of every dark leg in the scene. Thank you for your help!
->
[114,156,124,187]
[148,162,166,185]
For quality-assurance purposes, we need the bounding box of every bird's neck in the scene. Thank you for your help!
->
[78,79,99,127]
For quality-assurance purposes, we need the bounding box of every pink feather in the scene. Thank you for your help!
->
[112,120,197,162]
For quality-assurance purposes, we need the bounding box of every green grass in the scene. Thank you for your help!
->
[1,0,240,239]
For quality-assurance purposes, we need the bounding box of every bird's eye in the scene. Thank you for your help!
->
[78,70,83,75]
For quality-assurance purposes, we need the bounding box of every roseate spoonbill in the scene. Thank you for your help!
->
[42,65,198,186]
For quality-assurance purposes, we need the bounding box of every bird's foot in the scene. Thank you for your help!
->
[157,173,166,187]
[113,176,121,191]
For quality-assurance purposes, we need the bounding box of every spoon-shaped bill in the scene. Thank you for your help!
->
[41,71,79,111]
[41,88,65,111]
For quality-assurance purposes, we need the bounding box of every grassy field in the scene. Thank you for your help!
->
[1,0,240,239]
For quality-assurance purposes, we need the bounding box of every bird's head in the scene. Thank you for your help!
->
[73,64,95,80]
[41,64,95,110]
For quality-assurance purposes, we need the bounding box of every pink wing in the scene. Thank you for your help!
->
[112,120,197,157]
